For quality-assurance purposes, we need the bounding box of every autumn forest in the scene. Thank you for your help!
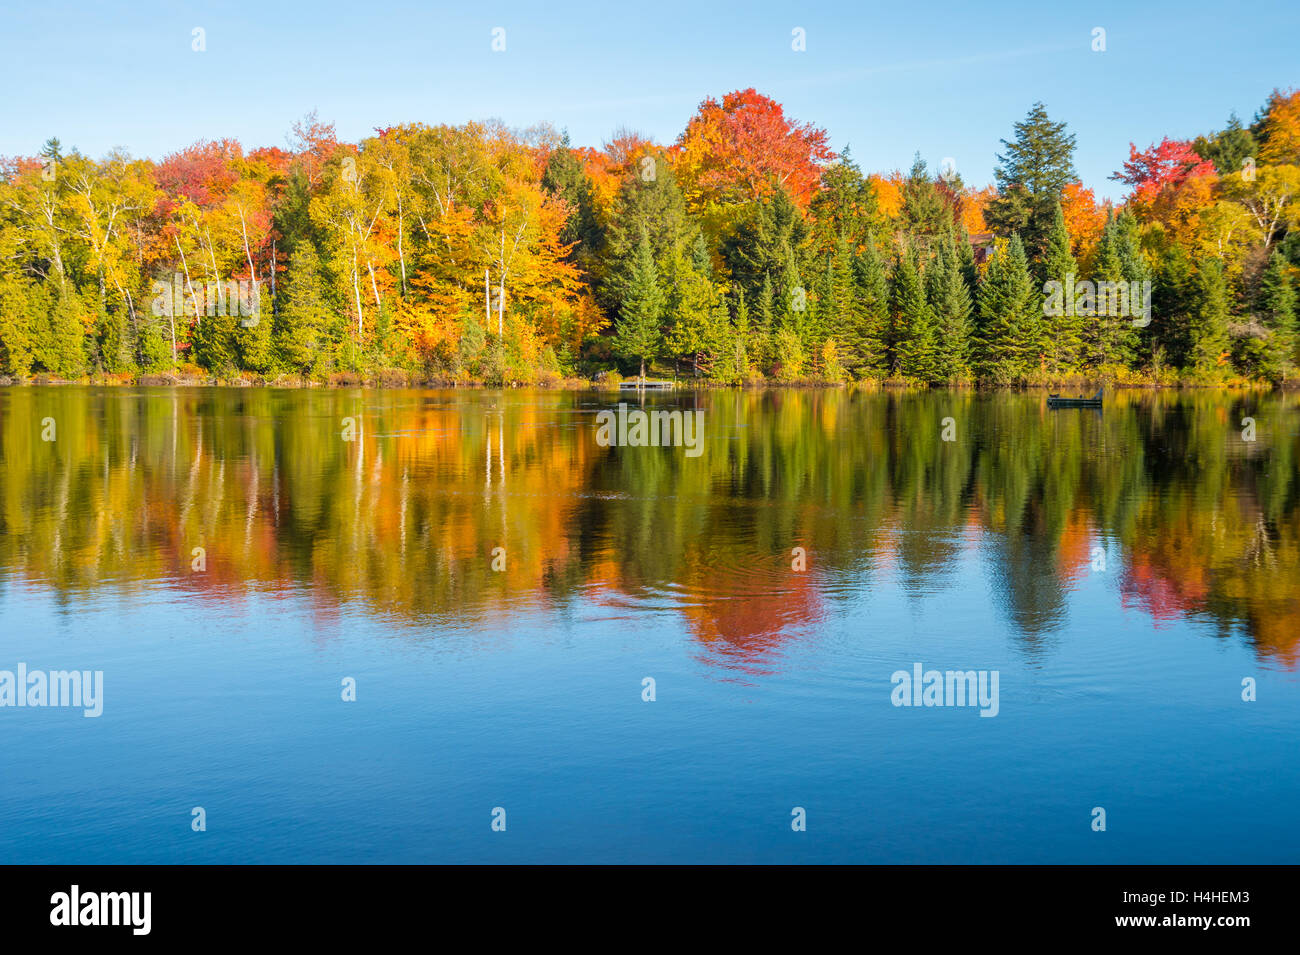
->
[1,87,1298,387]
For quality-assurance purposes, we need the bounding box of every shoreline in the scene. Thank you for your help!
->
[0,373,1289,392]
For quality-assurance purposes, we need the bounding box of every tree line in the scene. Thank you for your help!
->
[1,87,1297,386]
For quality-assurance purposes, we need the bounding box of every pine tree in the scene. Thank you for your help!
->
[902,153,949,252]
[1114,211,1153,364]
[193,307,240,377]
[976,235,1039,383]
[808,148,881,256]
[1189,258,1231,374]
[1257,250,1296,378]
[275,244,329,378]
[614,227,664,378]
[811,233,855,359]
[847,234,890,376]
[237,287,276,374]
[1153,244,1195,368]
[31,283,88,378]
[927,240,974,381]
[754,271,775,373]
[705,288,737,382]
[1193,112,1258,177]
[1082,215,1139,368]
[665,248,714,377]
[891,249,937,380]
[727,286,751,382]
[1040,200,1081,373]
[541,140,603,270]
[777,241,804,339]
[600,150,697,315]
[986,103,1078,263]
[721,187,811,321]
[956,230,978,292]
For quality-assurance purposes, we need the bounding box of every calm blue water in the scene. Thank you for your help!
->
[0,386,1297,863]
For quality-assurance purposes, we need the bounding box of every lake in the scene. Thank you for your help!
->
[0,386,1297,863]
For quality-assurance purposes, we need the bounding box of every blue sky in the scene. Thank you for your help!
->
[2,0,1297,200]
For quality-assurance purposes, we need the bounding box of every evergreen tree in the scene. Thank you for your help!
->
[93,300,133,375]
[722,286,751,383]
[956,230,978,293]
[1193,112,1258,177]
[1040,200,1082,372]
[30,283,87,378]
[776,240,805,340]
[1152,244,1195,368]
[237,287,276,374]
[754,271,776,373]
[704,287,737,382]
[0,278,35,376]
[275,244,329,378]
[808,148,881,256]
[721,188,811,316]
[891,249,937,380]
[193,306,240,377]
[1257,250,1296,378]
[975,235,1039,382]
[665,247,714,377]
[613,227,664,378]
[901,154,949,252]
[986,103,1078,263]
[810,234,854,355]
[847,234,890,376]
[1082,215,1141,368]
[1189,258,1232,374]
[541,139,603,269]
[600,150,697,315]
[927,240,974,381]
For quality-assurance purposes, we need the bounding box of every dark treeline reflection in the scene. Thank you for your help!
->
[1,387,1297,667]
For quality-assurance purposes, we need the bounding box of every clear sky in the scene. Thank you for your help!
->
[2,0,1297,200]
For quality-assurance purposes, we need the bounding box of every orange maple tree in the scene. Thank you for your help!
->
[672,88,835,214]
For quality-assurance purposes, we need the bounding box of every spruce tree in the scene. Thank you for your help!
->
[600,151,696,315]
[665,249,714,377]
[276,244,329,378]
[812,234,855,359]
[927,240,974,381]
[30,282,86,378]
[808,148,881,256]
[891,249,937,380]
[1040,200,1081,373]
[541,141,603,270]
[976,235,1038,383]
[1153,244,1195,368]
[902,154,948,251]
[1189,258,1231,374]
[1258,250,1296,378]
[614,227,664,378]
[237,287,276,374]
[1082,215,1139,368]
[986,103,1078,263]
[1193,112,1258,177]
[848,234,890,376]
[193,306,240,377]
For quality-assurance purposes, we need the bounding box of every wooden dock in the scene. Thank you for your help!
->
[619,379,675,391]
